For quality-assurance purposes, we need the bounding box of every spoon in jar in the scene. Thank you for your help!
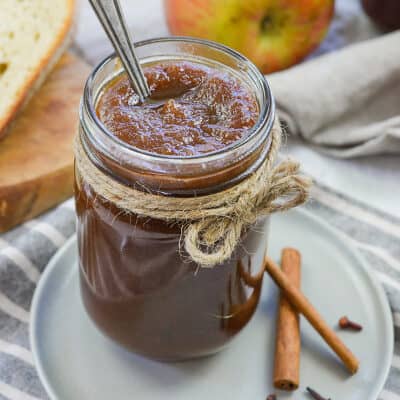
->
[88,0,151,104]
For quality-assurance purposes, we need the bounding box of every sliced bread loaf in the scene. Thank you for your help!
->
[0,0,75,138]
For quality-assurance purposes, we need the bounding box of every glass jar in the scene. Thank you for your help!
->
[75,37,275,361]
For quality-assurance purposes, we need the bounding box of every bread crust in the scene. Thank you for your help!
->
[0,0,76,139]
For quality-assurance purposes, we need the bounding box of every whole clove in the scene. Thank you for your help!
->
[306,387,331,400]
[266,395,277,400]
[338,316,363,331]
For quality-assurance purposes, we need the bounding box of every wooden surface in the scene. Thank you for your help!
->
[0,53,91,232]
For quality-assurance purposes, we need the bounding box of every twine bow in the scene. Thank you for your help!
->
[74,118,312,267]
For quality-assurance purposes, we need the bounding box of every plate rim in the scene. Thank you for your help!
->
[30,234,77,400]
[30,209,394,400]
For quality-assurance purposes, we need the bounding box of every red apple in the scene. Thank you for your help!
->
[165,0,334,73]
[362,0,400,31]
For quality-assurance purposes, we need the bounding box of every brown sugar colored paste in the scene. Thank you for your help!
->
[96,61,259,156]
[76,60,267,359]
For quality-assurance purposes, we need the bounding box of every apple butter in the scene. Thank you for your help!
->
[75,38,275,360]
[96,61,259,156]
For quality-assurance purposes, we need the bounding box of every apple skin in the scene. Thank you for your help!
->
[165,0,334,73]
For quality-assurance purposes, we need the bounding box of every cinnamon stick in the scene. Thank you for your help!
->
[264,256,359,374]
[273,248,301,390]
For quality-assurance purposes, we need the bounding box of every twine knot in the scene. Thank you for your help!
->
[74,117,312,267]
[184,160,311,267]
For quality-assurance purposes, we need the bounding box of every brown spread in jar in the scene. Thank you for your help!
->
[96,61,259,156]
[76,58,267,360]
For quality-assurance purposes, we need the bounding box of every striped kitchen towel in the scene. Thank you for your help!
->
[0,185,399,400]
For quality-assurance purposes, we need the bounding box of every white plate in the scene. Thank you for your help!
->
[31,209,393,400]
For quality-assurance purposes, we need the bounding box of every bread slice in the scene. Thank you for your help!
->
[0,0,75,138]
[0,53,91,233]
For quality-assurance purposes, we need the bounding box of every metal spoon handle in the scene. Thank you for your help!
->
[89,0,150,102]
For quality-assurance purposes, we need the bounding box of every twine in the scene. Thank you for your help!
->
[74,118,312,267]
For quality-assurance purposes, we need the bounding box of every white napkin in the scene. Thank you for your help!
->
[269,31,400,158]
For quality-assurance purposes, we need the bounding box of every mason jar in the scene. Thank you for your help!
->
[75,37,275,361]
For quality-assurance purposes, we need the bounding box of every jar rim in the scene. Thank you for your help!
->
[82,36,275,166]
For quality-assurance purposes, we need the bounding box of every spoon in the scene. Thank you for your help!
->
[89,0,150,103]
